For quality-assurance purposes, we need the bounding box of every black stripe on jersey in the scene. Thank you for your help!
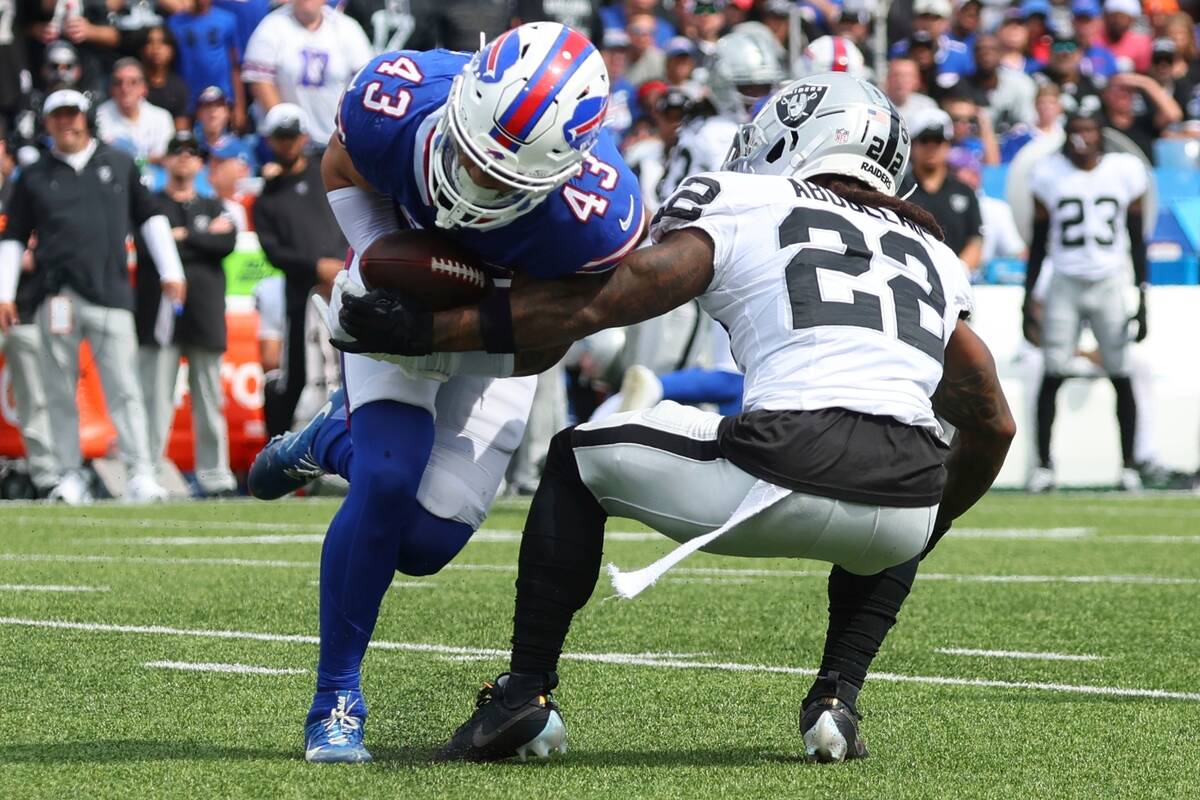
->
[878,108,901,170]
[572,424,722,462]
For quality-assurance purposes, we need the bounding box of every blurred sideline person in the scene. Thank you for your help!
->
[0,136,57,496]
[907,107,983,276]
[332,74,1014,764]
[0,90,185,504]
[1022,109,1148,492]
[136,131,238,497]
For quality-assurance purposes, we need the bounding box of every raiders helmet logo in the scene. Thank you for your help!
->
[775,84,828,129]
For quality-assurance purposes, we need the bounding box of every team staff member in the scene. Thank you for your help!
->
[252,104,346,435]
[907,108,983,276]
[0,90,185,504]
[135,131,238,497]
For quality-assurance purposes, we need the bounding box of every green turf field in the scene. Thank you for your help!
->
[1,492,1197,799]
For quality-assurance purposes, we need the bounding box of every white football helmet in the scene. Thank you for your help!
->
[430,22,610,230]
[799,36,869,80]
[708,26,787,124]
[723,73,911,196]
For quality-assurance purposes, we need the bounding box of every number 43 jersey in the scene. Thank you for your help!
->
[652,172,974,431]
[1028,151,1148,281]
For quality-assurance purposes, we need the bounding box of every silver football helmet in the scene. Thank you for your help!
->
[708,25,787,123]
[723,73,911,196]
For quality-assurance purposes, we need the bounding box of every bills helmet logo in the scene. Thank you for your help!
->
[563,95,608,151]
[477,29,520,84]
[775,84,828,129]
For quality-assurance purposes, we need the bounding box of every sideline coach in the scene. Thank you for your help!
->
[0,89,187,502]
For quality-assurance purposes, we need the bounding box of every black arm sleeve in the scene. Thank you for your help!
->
[1024,214,1049,296]
[2,173,34,243]
[1127,208,1147,287]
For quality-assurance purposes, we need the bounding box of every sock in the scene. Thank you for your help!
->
[804,556,921,709]
[312,402,352,479]
[315,400,434,696]
[659,368,744,415]
[395,504,474,576]
[510,428,608,675]
[1111,376,1137,467]
[1036,374,1064,467]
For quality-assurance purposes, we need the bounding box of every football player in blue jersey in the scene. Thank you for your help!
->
[246,22,645,763]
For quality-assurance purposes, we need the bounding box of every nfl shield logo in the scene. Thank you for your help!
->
[834,127,850,144]
[775,84,828,129]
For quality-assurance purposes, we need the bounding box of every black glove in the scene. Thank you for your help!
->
[1021,297,1040,346]
[1131,289,1148,343]
[332,289,434,356]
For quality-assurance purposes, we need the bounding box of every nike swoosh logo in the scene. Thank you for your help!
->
[471,705,544,749]
[619,196,636,231]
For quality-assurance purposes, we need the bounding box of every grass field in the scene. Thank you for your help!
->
[2,492,1198,799]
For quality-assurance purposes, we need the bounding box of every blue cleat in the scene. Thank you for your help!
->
[248,388,343,500]
[304,690,372,764]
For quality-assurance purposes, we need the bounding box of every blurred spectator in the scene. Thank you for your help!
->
[949,146,1026,267]
[404,0,513,51]
[341,0,417,53]
[888,0,973,86]
[514,0,603,40]
[1142,0,1179,36]
[243,0,373,150]
[830,0,875,73]
[1098,0,1151,72]
[908,108,983,275]
[1100,71,1182,162]
[1000,80,1065,160]
[664,36,699,85]
[601,29,637,138]
[1034,33,1104,116]
[251,104,346,435]
[135,131,238,497]
[1149,35,1198,121]
[0,0,25,136]
[800,35,870,80]
[957,33,1037,135]
[138,25,189,129]
[626,12,668,84]
[687,0,729,55]
[1018,0,1052,66]
[95,58,174,163]
[943,89,1000,163]
[30,0,120,95]
[601,0,677,48]
[0,90,184,503]
[0,135,56,497]
[886,57,938,126]
[168,0,245,126]
[213,0,271,55]
[253,273,284,381]
[194,85,257,170]
[996,16,1035,72]
[1070,0,1120,79]
[949,0,981,51]
[206,141,253,232]
[903,31,939,93]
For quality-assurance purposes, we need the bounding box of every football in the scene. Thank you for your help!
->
[358,230,490,311]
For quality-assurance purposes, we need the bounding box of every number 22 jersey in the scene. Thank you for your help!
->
[335,49,646,277]
[652,172,974,431]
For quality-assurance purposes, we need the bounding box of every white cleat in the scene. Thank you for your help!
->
[1026,466,1056,494]
[125,471,169,504]
[515,711,568,761]
[47,470,93,505]
[617,365,663,413]
[1118,468,1143,492]
[803,711,849,763]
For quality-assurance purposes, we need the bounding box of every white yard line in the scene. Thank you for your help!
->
[9,516,330,532]
[3,552,1199,586]
[0,583,109,593]
[307,580,434,588]
[144,660,307,676]
[935,647,1103,662]
[951,528,1093,539]
[2,617,1195,703]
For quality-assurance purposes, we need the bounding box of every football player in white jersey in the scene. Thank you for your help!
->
[1022,109,1148,492]
[335,73,1016,763]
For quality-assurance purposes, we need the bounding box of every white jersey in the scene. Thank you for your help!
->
[95,99,174,161]
[658,115,739,204]
[1028,151,1147,280]
[651,172,974,430]
[244,6,373,146]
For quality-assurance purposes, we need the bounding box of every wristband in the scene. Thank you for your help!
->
[478,285,516,354]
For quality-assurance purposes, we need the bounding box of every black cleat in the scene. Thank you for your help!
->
[800,673,868,763]
[436,673,567,763]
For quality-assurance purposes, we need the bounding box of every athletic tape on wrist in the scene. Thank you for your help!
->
[478,285,516,354]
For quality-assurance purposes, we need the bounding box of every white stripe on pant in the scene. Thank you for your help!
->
[138,344,236,494]
[574,402,937,576]
[36,290,154,477]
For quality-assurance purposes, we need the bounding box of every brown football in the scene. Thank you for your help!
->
[358,230,490,311]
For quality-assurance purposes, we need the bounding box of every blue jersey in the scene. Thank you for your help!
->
[336,49,646,278]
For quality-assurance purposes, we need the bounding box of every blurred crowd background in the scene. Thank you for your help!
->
[0,0,1198,500]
